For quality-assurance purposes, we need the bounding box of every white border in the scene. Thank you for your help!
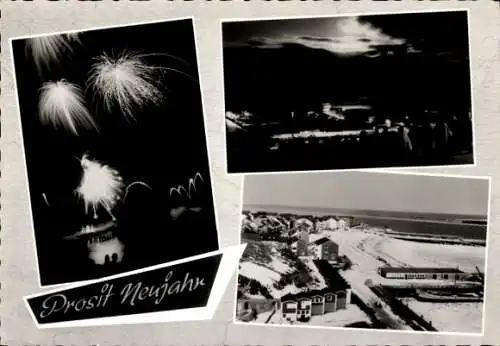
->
[233,170,490,336]
[9,16,221,289]
[24,244,246,329]
[219,8,477,176]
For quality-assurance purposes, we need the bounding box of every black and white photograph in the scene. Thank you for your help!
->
[11,18,219,287]
[222,10,474,174]
[235,172,488,334]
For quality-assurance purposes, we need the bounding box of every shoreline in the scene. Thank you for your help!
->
[242,208,487,244]
[243,205,486,224]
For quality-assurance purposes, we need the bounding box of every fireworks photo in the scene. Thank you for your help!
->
[12,18,220,287]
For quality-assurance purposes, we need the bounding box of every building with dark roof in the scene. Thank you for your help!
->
[293,233,339,261]
[378,266,468,280]
[311,237,339,261]
[312,237,331,246]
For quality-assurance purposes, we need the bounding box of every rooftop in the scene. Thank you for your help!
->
[312,237,334,246]
[280,287,347,302]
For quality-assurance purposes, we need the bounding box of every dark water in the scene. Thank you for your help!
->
[354,217,486,240]
[244,204,487,240]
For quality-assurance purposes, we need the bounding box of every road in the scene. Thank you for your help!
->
[324,232,413,330]
[339,270,412,330]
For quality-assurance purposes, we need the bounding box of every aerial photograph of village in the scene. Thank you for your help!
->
[235,172,489,334]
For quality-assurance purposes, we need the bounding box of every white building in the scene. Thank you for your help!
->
[337,217,353,231]
[378,267,468,280]
[316,218,338,232]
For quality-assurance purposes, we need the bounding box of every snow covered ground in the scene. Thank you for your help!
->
[308,305,371,327]
[327,229,484,332]
[302,258,328,289]
[328,231,481,291]
[401,298,483,334]
[248,309,276,324]
[377,236,485,272]
[239,258,303,298]
[241,241,294,275]
[239,240,326,298]
[265,304,370,328]
[327,230,485,277]
[240,262,282,288]
[340,268,412,330]
[238,227,485,331]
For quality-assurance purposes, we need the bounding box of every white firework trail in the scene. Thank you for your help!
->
[123,181,152,201]
[65,33,82,44]
[87,50,196,121]
[38,80,98,135]
[187,172,204,199]
[74,154,124,220]
[25,33,81,75]
[169,173,204,200]
[169,173,204,219]
[42,192,50,207]
[169,185,188,199]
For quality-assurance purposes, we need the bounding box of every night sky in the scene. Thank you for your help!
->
[12,19,219,286]
[223,11,469,55]
[222,10,472,114]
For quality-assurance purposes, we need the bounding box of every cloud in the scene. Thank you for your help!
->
[224,37,285,49]
[337,16,404,46]
[226,17,407,56]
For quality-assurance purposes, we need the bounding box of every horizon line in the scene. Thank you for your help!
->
[242,203,488,219]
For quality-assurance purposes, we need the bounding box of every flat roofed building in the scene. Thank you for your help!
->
[378,267,467,280]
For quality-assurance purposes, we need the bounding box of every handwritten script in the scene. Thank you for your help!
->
[39,271,206,319]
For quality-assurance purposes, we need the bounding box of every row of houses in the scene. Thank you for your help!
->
[280,284,352,321]
[237,286,352,323]
[237,258,352,323]
[241,212,354,237]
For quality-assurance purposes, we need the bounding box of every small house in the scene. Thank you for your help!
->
[279,286,352,322]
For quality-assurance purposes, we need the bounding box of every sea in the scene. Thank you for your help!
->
[244,204,488,241]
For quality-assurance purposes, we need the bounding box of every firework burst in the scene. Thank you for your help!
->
[74,154,124,220]
[87,51,164,121]
[38,80,98,135]
[25,33,81,75]
[87,50,196,121]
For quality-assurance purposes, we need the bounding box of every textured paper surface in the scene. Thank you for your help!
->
[1,1,499,345]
